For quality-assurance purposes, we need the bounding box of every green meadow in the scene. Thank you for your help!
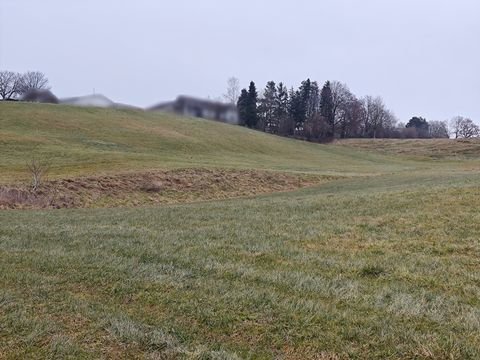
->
[1,102,480,359]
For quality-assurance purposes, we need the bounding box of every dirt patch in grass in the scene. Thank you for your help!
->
[0,168,334,210]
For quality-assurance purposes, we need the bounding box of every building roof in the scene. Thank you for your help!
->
[60,94,115,108]
[149,95,236,112]
[59,94,141,110]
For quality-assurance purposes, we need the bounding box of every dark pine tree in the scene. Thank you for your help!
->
[275,82,291,135]
[247,81,258,128]
[305,80,320,122]
[296,79,313,134]
[320,81,335,137]
[406,116,430,138]
[237,89,249,126]
[288,88,304,134]
[300,79,312,108]
[259,81,277,132]
[245,81,258,128]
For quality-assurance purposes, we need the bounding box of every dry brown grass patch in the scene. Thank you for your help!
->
[335,138,480,159]
[0,168,335,210]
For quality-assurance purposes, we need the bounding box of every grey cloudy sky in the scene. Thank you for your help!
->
[1,0,478,122]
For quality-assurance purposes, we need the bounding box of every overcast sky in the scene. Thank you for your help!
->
[1,0,478,122]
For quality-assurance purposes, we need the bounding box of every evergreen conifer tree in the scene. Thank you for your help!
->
[259,81,277,132]
[237,88,249,126]
[245,81,258,128]
[320,81,335,137]
[276,82,291,135]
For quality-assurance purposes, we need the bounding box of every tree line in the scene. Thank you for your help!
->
[228,78,478,140]
[0,71,50,100]
[2,70,478,140]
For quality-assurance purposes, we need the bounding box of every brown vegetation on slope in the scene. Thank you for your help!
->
[335,138,480,159]
[0,168,333,210]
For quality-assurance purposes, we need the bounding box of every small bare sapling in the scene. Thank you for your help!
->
[27,157,49,192]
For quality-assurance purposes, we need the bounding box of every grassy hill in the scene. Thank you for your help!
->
[1,102,480,359]
[0,102,416,182]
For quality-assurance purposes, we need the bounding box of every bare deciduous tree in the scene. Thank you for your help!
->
[450,116,463,139]
[331,81,357,138]
[458,119,479,139]
[450,116,479,139]
[340,98,364,138]
[223,77,240,105]
[0,71,21,100]
[360,96,397,138]
[17,71,50,96]
[331,81,353,117]
[429,120,449,138]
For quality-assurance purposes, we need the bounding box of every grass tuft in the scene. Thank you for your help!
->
[360,265,386,278]
[107,316,179,352]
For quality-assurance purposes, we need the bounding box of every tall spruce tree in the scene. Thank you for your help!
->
[300,79,311,104]
[237,89,249,126]
[303,80,322,140]
[259,81,277,132]
[245,81,258,128]
[320,81,335,137]
[288,88,304,134]
[276,82,291,135]
[306,80,320,122]
[298,79,311,130]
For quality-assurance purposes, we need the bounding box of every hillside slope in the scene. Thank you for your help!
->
[336,138,480,159]
[1,102,412,182]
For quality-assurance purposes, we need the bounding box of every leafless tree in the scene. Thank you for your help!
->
[450,116,463,139]
[429,120,449,138]
[459,119,479,138]
[339,98,365,138]
[27,157,49,192]
[223,77,240,105]
[330,81,355,137]
[304,113,329,141]
[331,81,353,118]
[17,71,50,96]
[383,109,398,136]
[450,116,479,139]
[360,96,396,138]
[0,71,21,100]
[331,81,363,138]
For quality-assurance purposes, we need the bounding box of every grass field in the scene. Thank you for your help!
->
[1,103,480,359]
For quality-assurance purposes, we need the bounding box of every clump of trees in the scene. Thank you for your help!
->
[236,79,398,140]
[234,78,477,141]
[237,81,258,128]
[0,71,50,100]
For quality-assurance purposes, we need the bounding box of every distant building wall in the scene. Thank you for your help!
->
[150,96,239,125]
